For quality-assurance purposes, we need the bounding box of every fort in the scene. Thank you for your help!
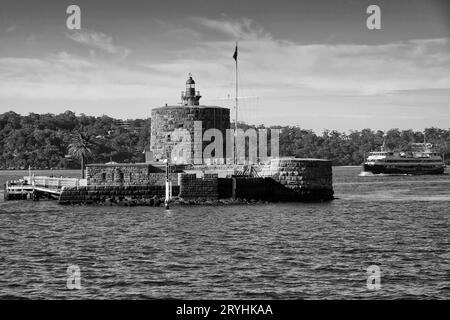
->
[5,75,334,205]
[64,75,333,205]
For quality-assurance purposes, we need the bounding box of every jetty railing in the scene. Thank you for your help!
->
[23,176,87,189]
[4,176,88,201]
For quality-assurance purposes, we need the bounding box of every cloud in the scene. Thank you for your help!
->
[0,51,180,101]
[66,30,131,60]
[1,17,447,100]
[5,25,16,33]
[1,18,449,103]
[155,17,450,97]
[0,16,449,128]
[191,16,270,40]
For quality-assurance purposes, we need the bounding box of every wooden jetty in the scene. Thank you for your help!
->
[4,176,87,201]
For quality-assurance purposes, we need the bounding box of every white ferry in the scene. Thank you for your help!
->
[363,143,446,175]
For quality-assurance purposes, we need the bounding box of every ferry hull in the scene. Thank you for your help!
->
[363,164,445,175]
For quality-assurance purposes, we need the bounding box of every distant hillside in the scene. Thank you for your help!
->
[0,111,151,169]
[0,111,449,169]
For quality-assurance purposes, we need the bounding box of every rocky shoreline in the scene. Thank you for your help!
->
[59,194,333,207]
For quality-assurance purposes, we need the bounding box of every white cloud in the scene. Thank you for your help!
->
[66,30,131,60]
[5,25,16,33]
[0,52,179,102]
[191,16,270,40]
[0,17,449,127]
[121,17,448,101]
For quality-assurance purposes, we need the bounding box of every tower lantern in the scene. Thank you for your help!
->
[181,73,201,106]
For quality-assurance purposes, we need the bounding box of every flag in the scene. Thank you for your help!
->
[233,43,237,61]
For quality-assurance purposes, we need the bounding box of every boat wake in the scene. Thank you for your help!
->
[358,171,410,177]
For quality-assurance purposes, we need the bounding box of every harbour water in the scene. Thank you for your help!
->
[0,167,449,299]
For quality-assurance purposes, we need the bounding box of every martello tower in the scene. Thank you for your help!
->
[150,74,230,164]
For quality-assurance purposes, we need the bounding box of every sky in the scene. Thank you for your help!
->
[0,0,449,132]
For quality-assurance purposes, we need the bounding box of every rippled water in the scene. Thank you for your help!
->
[0,167,449,299]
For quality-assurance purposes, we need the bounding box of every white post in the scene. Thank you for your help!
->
[164,159,170,209]
[165,181,170,202]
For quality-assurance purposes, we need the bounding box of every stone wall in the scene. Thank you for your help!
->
[150,106,230,163]
[179,158,333,202]
[178,173,218,200]
[58,185,180,205]
[217,178,232,198]
[86,163,178,185]
[259,158,334,201]
[185,164,242,178]
[234,177,272,200]
[217,176,333,202]
[75,158,333,203]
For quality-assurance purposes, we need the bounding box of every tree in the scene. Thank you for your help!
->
[1,111,449,169]
[68,133,93,178]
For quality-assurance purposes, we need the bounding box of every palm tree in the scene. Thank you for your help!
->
[68,133,93,179]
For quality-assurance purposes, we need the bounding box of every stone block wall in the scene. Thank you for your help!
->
[217,176,333,202]
[217,178,232,198]
[178,173,218,200]
[217,177,271,200]
[260,158,333,190]
[191,158,334,202]
[234,177,272,200]
[150,106,230,163]
[58,185,180,205]
[259,158,334,201]
[79,158,334,203]
[86,163,177,186]
[186,164,242,178]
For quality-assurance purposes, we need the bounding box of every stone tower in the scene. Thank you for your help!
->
[150,74,230,164]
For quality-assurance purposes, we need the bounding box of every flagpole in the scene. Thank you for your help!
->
[234,42,238,165]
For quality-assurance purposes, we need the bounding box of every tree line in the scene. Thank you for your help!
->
[0,111,449,169]
[0,111,150,170]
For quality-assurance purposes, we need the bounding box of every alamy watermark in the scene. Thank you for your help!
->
[366,5,381,30]
[66,5,81,30]
[66,4,381,32]
[66,265,82,290]
[366,265,381,290]
[159,121,280,165]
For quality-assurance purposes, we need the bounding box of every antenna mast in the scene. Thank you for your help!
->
[234,42,238,165]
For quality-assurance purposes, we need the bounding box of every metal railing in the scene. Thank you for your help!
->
[23,176,87,189]
[181,91,200,98]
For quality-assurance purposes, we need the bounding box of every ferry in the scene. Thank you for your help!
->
[363,143,446,175]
